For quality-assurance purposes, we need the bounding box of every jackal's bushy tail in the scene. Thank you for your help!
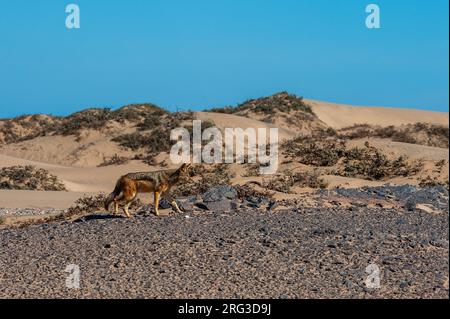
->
[104,177,125,210]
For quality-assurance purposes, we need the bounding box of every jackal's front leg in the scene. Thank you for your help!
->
[114,201,119,215]
[153,192,160,216]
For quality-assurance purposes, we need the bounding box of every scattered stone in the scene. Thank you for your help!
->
[202,185,237,202]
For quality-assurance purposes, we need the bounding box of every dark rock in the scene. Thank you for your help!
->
[399,281,409,289]
[405,199,417,211]
[194,202,209,210]
[177,199,195,212]
[327,242,337,249]
[203,200,235,213]
[267,201,279,211]
[343,280,353,289]
[202,186,237,202]
[158,198,172,209]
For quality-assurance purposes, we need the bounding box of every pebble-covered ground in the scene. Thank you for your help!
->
[0,208,62,217]
[0,204,448,299]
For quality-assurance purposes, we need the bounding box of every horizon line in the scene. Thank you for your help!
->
[0,92,449,120]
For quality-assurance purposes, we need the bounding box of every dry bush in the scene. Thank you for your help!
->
[0,165,66,191]
[112,104,167,123]
[234,183,274,200]
[283,138,347,166]
[173,164,234,197]
[98,154,129,167]
[66,193,109,217]
[435,159,447,169]
[137,114,165,131]
[56,104,169,136]
[208,92,313,115]
[66,193,143,217]
[337,143,423,180]
[264,170,328,193]
[284,136,423,181]
[113,130,174,154]
[338,123,449,148]
[337,124,373,139]
[0,103,173,143]
[243,164,262,177]
[0,115,58,144]
[419,176,449,190]
[55,108,111,136]
[112,111,195,155]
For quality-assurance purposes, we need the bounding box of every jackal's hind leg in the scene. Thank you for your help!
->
[162,191,183,214]
[171,200,183,214]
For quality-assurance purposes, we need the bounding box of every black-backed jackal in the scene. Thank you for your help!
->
[104,163,190,217]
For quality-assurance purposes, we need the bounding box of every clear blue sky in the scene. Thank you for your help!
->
[0,0,448,118]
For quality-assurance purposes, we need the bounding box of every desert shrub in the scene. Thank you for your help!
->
[56,108,111,136]
[239,92,313,114]
[0,103,172,141]
[0,115,59,144]
[136,109,185,131]
[98,154,129,167]
[284,136,423,181]
[338,124,373,139]
[338,143,423,180]
[338,123,449,148]
[207,106,236,114]
[264,170,328,193]
[234,183,274,200]
[113,130,173,153]
[137,114,165,131]
[419,176,449,190]
[435,159,447,168]
[283,138,347,166]
[208,92,314,115]
[243,164,262,177]
[112,132,151,151]
[0,165,66,191]
[173,164,234,197]
[64,194,143,218]
[113,111,195,155]
[112,103,167,123]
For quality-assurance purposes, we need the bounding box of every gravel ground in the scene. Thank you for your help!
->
[0,206,448,299]
[0,208,63,217]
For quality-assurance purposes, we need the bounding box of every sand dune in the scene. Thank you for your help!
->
[195,112,297,141]
[0,97,448,211]
[0,154,152,192]
[307,99,449,129]
[0,190,91,210]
